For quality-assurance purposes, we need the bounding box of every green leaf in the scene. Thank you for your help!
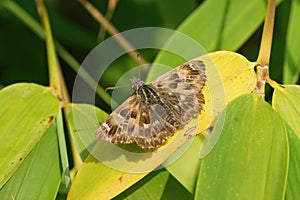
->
[114,169,192,200]
[114,170,169,200]
[160,51,256,193]
[68,103,108,161]
[272,84,300,199]
[153,0,282,68]
[0,83,60,188]
[156,0,196,27]
[0,123,61,199]
[285,124,300,199]
[283,1,300,83]
[164,136,203,193]
[67,51,256,199]
[56,110,71,191]
[67,103,200,199]
[195,94,288,199]
[273,85,300,138]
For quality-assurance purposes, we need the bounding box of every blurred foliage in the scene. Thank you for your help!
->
[1,0,298,103]
[0,0,198,90]
[1,0,298,90]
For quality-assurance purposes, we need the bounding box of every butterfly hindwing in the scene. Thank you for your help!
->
[95,96,138,144]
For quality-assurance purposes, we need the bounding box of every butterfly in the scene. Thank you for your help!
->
[95,60,207,149]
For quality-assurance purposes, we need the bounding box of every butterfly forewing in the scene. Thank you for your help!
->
[152,60,206,123]
[95,60,206,149]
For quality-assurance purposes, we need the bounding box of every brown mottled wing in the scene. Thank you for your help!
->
[135,102,176,149]
[95,95,139,144]
[151,60,206,124]
[95,94,176,149]
[96,60,206,149]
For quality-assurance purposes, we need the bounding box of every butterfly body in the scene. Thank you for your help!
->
[96,60,206,149]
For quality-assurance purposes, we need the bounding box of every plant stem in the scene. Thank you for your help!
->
[78,0,149,70]
[97,0,119,42]
[36,0,72,190]
[35,0,62,97]
[255,0,276,98]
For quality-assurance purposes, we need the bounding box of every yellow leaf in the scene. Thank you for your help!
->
[196,51,257,134]
[67,51,256,199]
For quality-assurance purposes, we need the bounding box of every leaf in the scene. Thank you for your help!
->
[114,170,169,200]
[156,0,196,27]
[67,103,199,199]
[273,85,300,138]
[56,110,71,191]
[67,51,257,199]
[114,169,193,200]
[272,84,300,199]
[150,51,257,134]
[197,51,257,129]
[0,123,61,199]
[161,51,256,192]
[195,94,288,199]
[283,1,300,83]
[153,0,282,68]
[68,104,108,161]
[285,124,300,199]
[0,83,60,188]
[164,136,203,193]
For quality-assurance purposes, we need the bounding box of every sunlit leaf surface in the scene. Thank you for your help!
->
[195,94,288,199]
[0,123,61,199]
[0,83,60,188]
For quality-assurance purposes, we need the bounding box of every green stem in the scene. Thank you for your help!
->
[35,0,71,191]
[255,0,276,98]
[35,0,61,96]
[78,0,149,67]
[56,109,72,191]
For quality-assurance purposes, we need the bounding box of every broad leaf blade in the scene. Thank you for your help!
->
[67,103,199,199]
[285,124,300,199]
[150,51,256,135]
[68,51,257,199]
[272,85,300,199]
[165,51,256,192]
[0,123,61,199]
[114,169,192,200]
[164,136,203,193]
[273,85,300,137]
[67,155,148,200]
[153,0,282,68]
[68,104,108,161]
[195,94,288,199]
[283,1,300,83]
[0,83,60,188]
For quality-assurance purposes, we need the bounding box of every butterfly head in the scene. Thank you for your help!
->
[130,77,145,91]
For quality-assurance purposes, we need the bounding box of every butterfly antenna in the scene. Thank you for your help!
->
[137,53,141,80]
[105,84,130,92]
